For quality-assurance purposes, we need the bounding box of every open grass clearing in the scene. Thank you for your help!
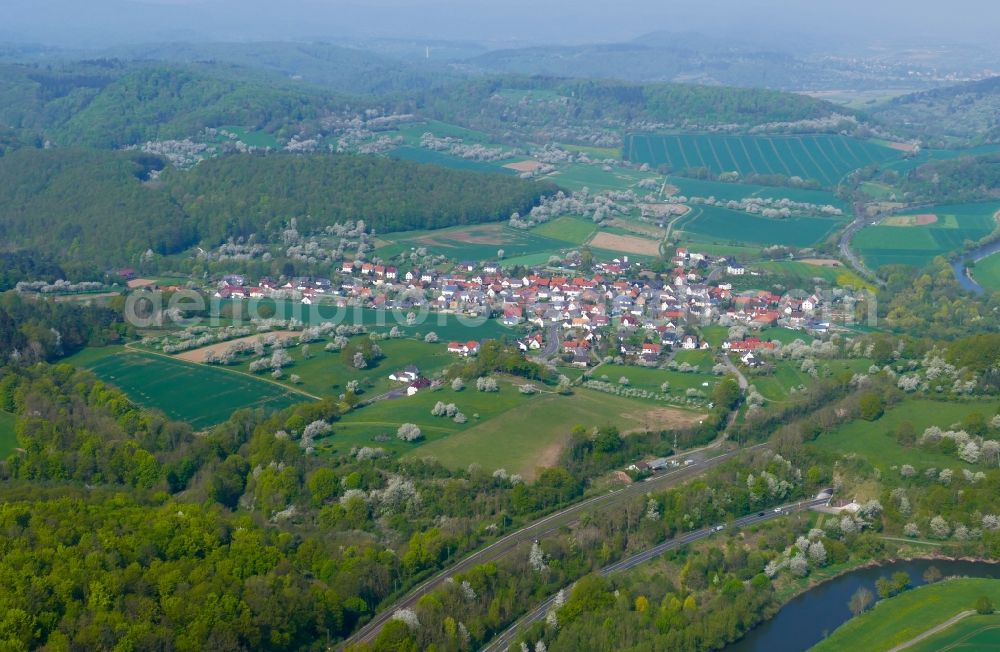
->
[812,578,1000,652]
[376,222,572,262]
[409,388,703,479]
[0,410,17,458]
[547,163,660,193]
[971,252,1000,293]
[810,398,1000,471]
[230,337,456,399]
[594,363,718,400]
[531,215,598,245]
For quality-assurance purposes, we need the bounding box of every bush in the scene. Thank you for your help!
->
[976,595,995,615]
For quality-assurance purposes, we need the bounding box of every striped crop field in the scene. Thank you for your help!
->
[624,134,900,187]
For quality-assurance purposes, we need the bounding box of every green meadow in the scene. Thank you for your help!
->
[854,202,1000,269]
[675,205,845,248]
[0,410,17,458]
[813,579,1000,652]
[66,347,305,429]
[971,252,1000,293]
[810,398,1000,470]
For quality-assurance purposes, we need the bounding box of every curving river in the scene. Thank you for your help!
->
[951,238,1000,294]
[725,559,1000,652]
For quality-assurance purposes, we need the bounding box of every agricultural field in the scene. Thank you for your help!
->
[531,215,598,245]
[666,176,846,209]
[0,410,16,458]
[547,163,660,193]
[971,252,1000,293]
[66,347,305,429]
[810,398,1000,470]
[625,134,900,187]
[674,204,846,248]
[813,578,1000,652]
[410,387,704,479]
[854,202,1000,269]
[375,222,571,263]
[908,614,1000,652]
[589,231,662,257]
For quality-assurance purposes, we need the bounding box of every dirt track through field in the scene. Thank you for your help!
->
[174,330,300,362]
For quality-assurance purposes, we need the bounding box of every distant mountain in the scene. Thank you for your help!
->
[99,41,461,95]
[459,32,962,92]
[0,60,346,148]
[870,76,1000,144]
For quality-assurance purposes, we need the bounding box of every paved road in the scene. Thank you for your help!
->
[536,323,561,359]
[483,496,830,651]
[837,204,884,286]
[721,353,749,390]
[340,442,767,647]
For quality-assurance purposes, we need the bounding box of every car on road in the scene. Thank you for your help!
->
[757,512,765,517]
[713,524,725,531]
[683,459,694,466]
[774,507,783,513]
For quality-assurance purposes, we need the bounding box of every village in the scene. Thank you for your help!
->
[195,246,845,373]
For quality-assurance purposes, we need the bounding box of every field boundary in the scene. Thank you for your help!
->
[125,343,321,401]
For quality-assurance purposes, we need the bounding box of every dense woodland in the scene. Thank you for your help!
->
[0,61,344,148]
[871,76,1000,145]
[891,154,1000,204]
[0,148,554,272]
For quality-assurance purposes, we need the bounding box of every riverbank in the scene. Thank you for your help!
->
[726,551,1000,652]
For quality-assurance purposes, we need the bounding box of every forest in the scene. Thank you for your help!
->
[0,148,554,272]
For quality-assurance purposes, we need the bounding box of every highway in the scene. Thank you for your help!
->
[482,496,830,652]
[340,442,768,647]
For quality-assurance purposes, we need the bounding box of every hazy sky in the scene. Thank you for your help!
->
[4,0,1000,50]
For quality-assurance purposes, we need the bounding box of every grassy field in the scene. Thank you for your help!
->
[812,578,1000,652]
[625,134,900,188]
[531,215,598,245]
[972,252,1000,293]
[908,613,1000,652]
[233,337,457,399]
[410,387,701,478]
[375,222,570,262]
[750,358,870,403]
[66,347,305,429]
[216,125,280,149]
[854,202,1000,269]
[0,410,16,458]
[547,164,660,193]
[325,378,536,454]
[594,363,718,400]
[675,204,846,248]
[810,398,1000,470]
